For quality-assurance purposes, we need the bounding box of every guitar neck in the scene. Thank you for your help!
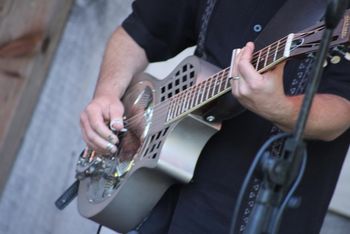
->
[165,35,293,123]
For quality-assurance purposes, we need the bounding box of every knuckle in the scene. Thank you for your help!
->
[249,82,258,91]
[237,60,245,70]
[80,112,87,123]
[86,103,98,113]
[86,131,95,141]
[240,86,251,97]
[90,121,99,131]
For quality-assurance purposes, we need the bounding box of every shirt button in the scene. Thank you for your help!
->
[253,24,262,32]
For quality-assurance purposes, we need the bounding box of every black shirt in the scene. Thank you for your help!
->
[122,0,350,233]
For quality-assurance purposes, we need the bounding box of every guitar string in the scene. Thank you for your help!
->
[116,32,313,130]
[118,38,290,129]
[117,33,304,131]
[126,30,314,126]
[118,25,324,131]
[119,31,316,131]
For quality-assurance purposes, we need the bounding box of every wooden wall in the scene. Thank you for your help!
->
[0,1,131,234]
[0,0,74,197]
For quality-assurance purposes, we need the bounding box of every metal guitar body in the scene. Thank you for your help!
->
[77,56,224,232]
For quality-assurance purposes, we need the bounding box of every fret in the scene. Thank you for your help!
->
[224,71,230,89]
[204,77,213,101]
[222,71,228,89]
[273,39,280,61]
[184,89,192,111]
[173,98,178,120]
[222,70,230,91]
[173,94,182,118]
[206,76,215,100]
[189,86,196,110]
[180,91,188,113]
[200,80,207,103]
[258,47,267,71]
[166,102,171,121]
[179,92,186,115]
[277,38,287,61]
[167,100,174,120]
[264,45,271,67]
[255,50,262,70]
[169,97,176,120]
[179,92,185,114]
[181,89,188,114]
[195,82,203,107]
[213,74,220,96]
[220,70,227,91]
[210,75,217,97]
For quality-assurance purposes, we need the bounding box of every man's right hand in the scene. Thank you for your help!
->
[79,26,148,153]
[80,96,125,154]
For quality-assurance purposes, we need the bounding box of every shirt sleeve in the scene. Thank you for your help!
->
[318,56,350,101]
[122,0,200,62]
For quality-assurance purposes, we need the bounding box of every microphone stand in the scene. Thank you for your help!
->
[242,0,349,233]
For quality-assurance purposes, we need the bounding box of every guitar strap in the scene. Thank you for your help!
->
[197,0,327,122]
[195,1,328,232]
[195,0,327,55]
[238,1,328,232]
[194,0,217,58]
[254,0,327,50]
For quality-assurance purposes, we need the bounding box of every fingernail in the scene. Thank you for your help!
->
[108,134,118,144]
[106,142,117,154]
[110,119,123,131]
[111,146,117,154]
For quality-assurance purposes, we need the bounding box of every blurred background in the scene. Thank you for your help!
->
[0,0,349,234]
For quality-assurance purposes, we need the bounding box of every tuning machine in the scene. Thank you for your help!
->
[331,45,350,61]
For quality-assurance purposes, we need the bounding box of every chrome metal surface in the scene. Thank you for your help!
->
[77,56,224,232]
[76,81,154,203]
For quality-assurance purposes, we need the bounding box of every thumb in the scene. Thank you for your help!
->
[109,100,125,131]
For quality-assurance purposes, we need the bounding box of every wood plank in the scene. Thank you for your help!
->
[0,2,132,233]
[0,0,74,198]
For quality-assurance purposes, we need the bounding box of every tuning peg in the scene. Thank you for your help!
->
[332,46,350,61]
[330,55,341,64]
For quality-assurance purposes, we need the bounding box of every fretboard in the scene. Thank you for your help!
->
[166,35,293,123]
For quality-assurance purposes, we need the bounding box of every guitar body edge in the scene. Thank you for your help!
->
[77,115,218,233]
[77,55,222,232]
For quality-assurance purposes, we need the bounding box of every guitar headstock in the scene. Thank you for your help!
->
[289,9,350,57]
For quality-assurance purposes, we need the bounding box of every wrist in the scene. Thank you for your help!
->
[268,96,298,132]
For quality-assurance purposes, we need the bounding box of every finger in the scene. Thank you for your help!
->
[109,101,125,131]
[80,113,105,150]
[237,42,258,84]
[80,127,99,150]
[80,112,117,153]
[231,48,243,96]
[83,115,117,153]
[88,110,119,144]
[240,42,255,62]
[80,117,98,149]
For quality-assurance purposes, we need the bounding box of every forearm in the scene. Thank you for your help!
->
[268,94,350,141]
[94,26,148,99]
[232,42,350,142]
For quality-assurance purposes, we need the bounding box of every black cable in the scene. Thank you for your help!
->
[228,132,290,234]
[96,225,102,234]
[270,149,307,234]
